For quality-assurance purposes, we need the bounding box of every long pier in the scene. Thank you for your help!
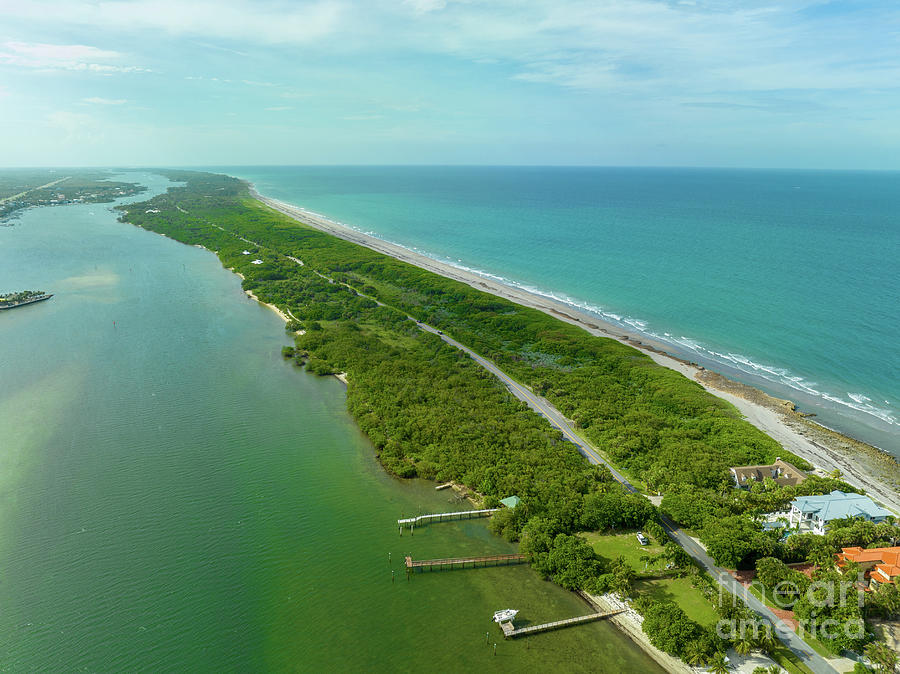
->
[498,610,623,638]
[397,508,498,529]
[405,554,526,572]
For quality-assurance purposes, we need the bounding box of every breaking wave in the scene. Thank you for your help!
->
[277,199,899,430]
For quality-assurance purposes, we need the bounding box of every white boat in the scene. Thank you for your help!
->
[493,609,518,623]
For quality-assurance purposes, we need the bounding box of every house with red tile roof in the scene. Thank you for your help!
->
[836,546,900,588]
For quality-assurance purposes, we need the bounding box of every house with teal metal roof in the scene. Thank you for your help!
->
[788,490,891,535]
[499,496,520,509]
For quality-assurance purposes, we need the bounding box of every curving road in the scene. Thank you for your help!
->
[414,320,836,674]
[267,251,834,673]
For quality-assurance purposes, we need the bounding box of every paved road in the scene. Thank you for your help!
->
[270,251,832,672]
[0,176,70,205]
[414,320,836,674]
[414,322,640,492]
[662,516,834,674]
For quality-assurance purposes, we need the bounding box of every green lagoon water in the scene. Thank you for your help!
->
[0,174,661,672]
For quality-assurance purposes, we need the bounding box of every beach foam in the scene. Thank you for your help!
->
[288,202,897,429]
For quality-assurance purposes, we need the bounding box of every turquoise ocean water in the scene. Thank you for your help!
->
[219,166,900,455]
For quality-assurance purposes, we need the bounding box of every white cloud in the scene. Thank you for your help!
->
[46,110,103,145]
[403,0,447,14]
[4,0,900,102]
[83,97,129,105]
[3,1,342,45]
[0,41,149,73]
[388,0,900,97]
[242,79,279,87]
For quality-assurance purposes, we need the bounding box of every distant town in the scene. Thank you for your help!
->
[0,173,145,222]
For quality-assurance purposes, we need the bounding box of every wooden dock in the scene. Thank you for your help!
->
[498,610,623,638]
[405,553,526,571]
[397,508,498,528]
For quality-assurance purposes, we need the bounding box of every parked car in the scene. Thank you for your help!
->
[636,532,649,546]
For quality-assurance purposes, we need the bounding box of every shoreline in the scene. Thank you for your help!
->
[234,269,295,325]
[250,187,899,515]
[583,592,698,673]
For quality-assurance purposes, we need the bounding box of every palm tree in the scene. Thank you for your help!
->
[755,625,779,654]
[734,635,755,656]
[639,551,653,569]
[682,642,709,667]
[864,641,898,672]
[707,651,730,674]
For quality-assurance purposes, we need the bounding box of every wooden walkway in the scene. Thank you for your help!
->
[498,610,623,638]
[397,508,498,528]
[405,554,525,571]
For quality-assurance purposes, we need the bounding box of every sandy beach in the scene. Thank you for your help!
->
[234,270,298,326]
[252,190,899,515]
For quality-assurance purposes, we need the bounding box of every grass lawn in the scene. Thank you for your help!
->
[769,643,815,674]
[633,577,720,627]
[583,530,663,571]
[584,530,719,627]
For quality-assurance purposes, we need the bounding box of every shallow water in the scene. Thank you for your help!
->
[0,173,661,671]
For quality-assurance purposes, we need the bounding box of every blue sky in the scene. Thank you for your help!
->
[1,0,899,168]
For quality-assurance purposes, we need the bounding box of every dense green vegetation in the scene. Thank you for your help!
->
[0,289,48,303]
[118,170,802,489]
[117,170,895,665]
[750,518,900,656]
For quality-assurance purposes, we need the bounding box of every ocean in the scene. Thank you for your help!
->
[220,166,900,456]
[0,173,661,671]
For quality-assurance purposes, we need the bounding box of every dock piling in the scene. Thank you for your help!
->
[404,553,525,573]
[497,610,623,639]
[397,508,499,529]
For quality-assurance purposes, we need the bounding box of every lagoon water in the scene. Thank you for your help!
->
[223,166,900,455]
[0,174,661,671]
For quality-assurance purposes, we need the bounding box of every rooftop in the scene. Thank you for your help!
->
[499,495,520,509]
[791,491,891,522]
[731,458,806,487]
[874,563,900,582]
[838,546,900,565]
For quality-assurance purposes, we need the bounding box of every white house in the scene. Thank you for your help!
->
[788,490,891,535]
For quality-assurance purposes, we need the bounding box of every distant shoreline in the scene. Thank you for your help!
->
[247,184,899,514]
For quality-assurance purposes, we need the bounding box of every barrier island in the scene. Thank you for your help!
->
[118,171,899,672]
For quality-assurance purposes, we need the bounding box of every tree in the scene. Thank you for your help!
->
[609,556,636,596]
[683,641,710,666]
[543,534,605,590]
[865,581,900,618]
[703,516,775,569]
[755,624,779,655]
[755,557,808,607]
[580,490,657,531]
[864,642,898,673]
[707,651,730,674]
[733,634,755,656]
[756,557,791,589]
[639,600,703,658]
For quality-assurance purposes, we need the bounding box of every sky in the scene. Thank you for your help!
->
[1,0,899,168]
